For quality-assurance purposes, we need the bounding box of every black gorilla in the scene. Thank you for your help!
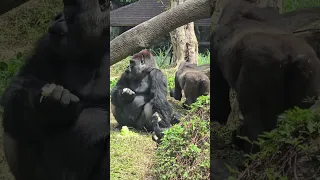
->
[111,49,180,134]
[211,1,320,153]
[170,61,210,109]
[1,0,110,179]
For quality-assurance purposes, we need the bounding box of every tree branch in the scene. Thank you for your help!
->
[110,0,212,65]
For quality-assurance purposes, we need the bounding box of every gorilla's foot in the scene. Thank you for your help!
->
[152,131,161,144]
[170,112,181,125]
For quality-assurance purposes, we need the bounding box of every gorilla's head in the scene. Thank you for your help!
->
[125,49,158,80]
[48,0,110,56]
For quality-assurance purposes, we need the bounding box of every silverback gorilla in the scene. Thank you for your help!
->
[211,0,320,153]
[170,62,210,109]
[0,0,110,179]
[111,49,180,134]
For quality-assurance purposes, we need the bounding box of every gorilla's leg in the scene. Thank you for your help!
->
[170,74,182,101]
[234,68,264,153]
[234,64,284,153]
[41,108,108,179]
[211,57,231,124]
[134,102,153,131]
[183,80,199,109]
[3,133,20,179]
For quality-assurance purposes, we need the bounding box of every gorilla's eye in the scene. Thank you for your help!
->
[141,59,145,64]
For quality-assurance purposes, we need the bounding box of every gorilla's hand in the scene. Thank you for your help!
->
[39,83,80,109]
[121,88,136,101]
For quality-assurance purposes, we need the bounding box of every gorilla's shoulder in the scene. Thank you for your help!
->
[150,68,164,75]
[149,68,166,80]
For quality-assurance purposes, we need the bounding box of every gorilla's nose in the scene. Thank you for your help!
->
[125,66,131,73]
[48,13,68,36]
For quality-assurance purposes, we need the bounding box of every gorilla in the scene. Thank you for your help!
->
[170,61,210,109]
[0,0,110,179]
[111,49,180,135]
[211,1,320,153]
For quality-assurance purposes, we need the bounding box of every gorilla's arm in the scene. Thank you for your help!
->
[210,48,231,124]
[111,74,135,107]
[172,72,182,101]
[1,36,63,140]
[149,69,172,128]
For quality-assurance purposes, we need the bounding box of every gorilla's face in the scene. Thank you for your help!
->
[49,0,110,56]
[125,59,146,80]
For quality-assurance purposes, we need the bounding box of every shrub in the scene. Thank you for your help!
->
[233,106,320,180]
[0,53,25,95]
[152,95,210,180]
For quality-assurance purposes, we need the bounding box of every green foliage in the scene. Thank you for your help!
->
[166,75,175,90]
[198,50,210,65]
[0,53,25,95]
[152,95,210,180]
[235,106,320,179]
[151,46,171,68]
[189,95,210,110]
[110,77,119,92]
[284,0,320,12]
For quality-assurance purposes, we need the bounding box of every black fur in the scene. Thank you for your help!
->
[111,49,180,133]
[170,62,210,109]
[211,1,320,153]
[1,0,110,179]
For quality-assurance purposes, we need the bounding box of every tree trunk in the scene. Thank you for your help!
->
[169,0,199,66]
[110,0,211,65]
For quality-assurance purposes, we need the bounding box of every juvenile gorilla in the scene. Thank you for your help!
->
[111,49,180,133]
[1,0,110,179]
[211,1,320,153]
[170,62,210,108]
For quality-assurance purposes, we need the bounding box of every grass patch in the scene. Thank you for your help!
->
[110,115,156,179]
[0,0,62,62]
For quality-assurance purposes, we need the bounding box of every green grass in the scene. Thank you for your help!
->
[0,0,62,62]
[110,114,156,179]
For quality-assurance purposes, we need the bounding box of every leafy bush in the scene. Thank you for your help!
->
[110,77,119,92]
[152,95,210,180]
[167,75,175,90]
[0,53,25,95]
[198,50,210,65]
[232,106,320,180]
